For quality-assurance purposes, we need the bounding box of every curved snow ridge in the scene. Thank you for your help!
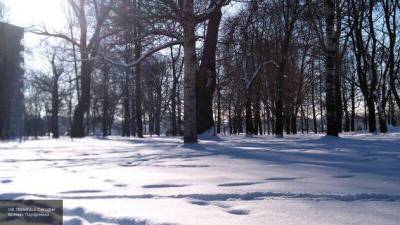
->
[172,192,400,202]
[3,191,400,203]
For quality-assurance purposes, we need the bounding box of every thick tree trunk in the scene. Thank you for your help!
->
[245,92,254,135]
[122,67,131,137]
[195,4,222,134]
[183,0,197,143]
[134,0,143,138]
[378,112,387,133]
[71,60,92,137]
[51,82,59,139]
[170,47,180,136]
[325,0,338,136]
[50,55,60,139]
[102,66,109,137]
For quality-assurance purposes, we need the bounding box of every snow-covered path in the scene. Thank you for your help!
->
[1,133,400,225]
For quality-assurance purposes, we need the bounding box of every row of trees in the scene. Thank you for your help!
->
[23,0,400,143]
[214,0,400,137]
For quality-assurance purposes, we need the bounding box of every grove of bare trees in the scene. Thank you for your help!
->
[15,0,400,143]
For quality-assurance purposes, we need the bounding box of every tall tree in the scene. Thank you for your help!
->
[195,0,224,134]
[325,0,339,136]
[34,0,113,137]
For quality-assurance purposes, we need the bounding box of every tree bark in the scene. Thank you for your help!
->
[102,64,110,137]
[245,91,255,135]
[134,0,144,138]
[183,0,197,143]
[195,3,222,134]
[325,0,338,136]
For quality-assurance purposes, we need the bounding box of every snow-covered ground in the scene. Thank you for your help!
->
[1,131,400,225]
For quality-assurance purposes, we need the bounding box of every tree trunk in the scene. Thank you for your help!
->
[51,80,59,138]
[319,63,324,133]
[195,4,222,134]
[122,66,131,137]
[254,100,262,135]
[290,111,297,135]
[350,71,356,131]
[170,46,180,136]
[71,60,92,137]
[366,98,377,133]
[389,93,396,126]
[134,0,143,138]
[183,0,197,143]
[155,84,162,136]
[245,92,254,135]
[325,0,338,136]
[275,64,285,137]
[335,58,343,133]
[177,84,182,135]
[228,102,232,135]
[102,65,109,137]
[171,80,178,135]
[148,79,155,136]
[217,86,221,134]
[311,74,317,134]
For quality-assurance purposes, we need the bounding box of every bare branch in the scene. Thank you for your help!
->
[103,41,183,68]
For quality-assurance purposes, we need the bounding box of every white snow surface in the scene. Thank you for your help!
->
[1,132,400,225]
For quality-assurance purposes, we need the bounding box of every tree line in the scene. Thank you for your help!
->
[21,0,400,143]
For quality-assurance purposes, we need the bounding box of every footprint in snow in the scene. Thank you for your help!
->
[1,179,12,184]
[332,175,355,179]
[189,200,209,206]
[189,200,230,209]
[265,177,299,181]
[218,182,260,187]
[60,190,102,194]
[226,209,249,215]
[142,184,188,188]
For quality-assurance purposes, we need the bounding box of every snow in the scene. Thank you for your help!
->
[1,132,400,225]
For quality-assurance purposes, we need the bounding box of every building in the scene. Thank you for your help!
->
[0,22,24,140]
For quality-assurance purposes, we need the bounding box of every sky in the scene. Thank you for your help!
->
[2,0,65,29]
[2,0,67,69]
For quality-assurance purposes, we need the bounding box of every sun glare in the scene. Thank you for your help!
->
[3,0,66,29]
[3,0,67,69]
